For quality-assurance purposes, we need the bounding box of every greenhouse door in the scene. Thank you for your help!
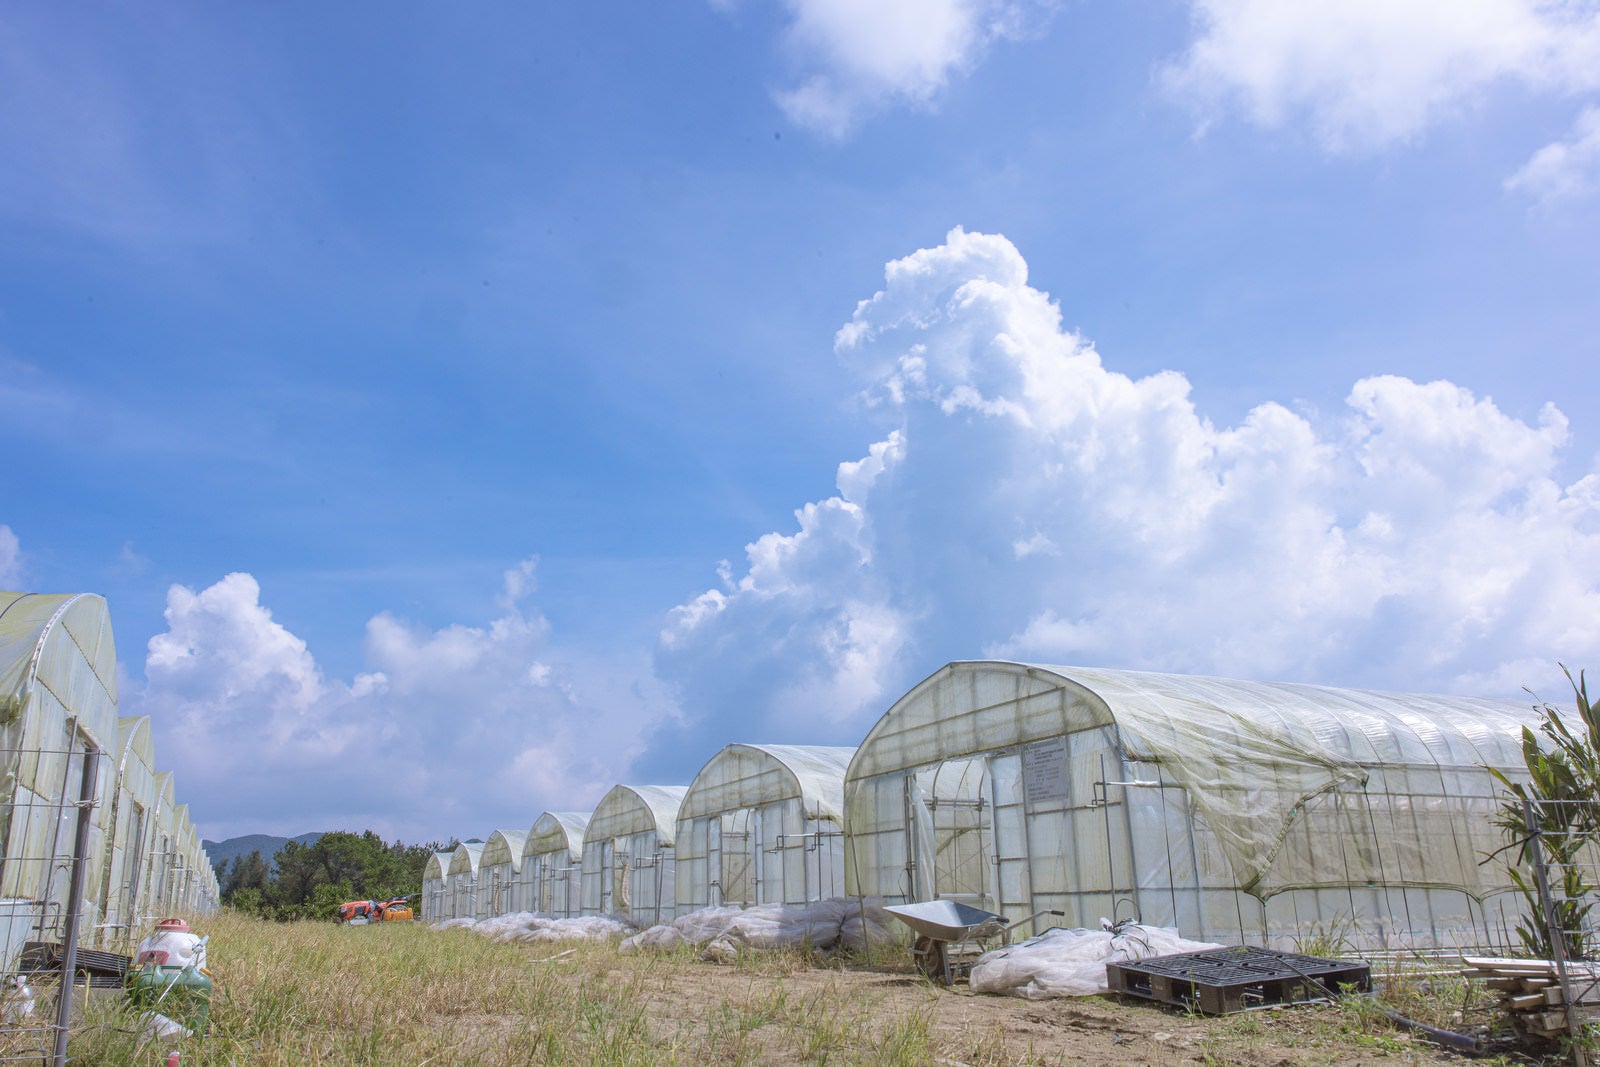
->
[715,811,753,906]
[911,759,994,908]
[986,753,1032,918]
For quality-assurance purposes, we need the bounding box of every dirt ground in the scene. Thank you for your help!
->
[608,956,1516,1066]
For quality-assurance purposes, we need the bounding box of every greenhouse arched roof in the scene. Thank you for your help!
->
[117,715,155,778]
[0,591,118,747]
[848,661,1537,893]
[523,811,589,862]
[586,785,688,846]
[480,829,526,870]
[680,744,856,823]
[447,841,484,878]
[423,851,453,883]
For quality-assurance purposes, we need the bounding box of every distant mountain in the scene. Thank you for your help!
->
[203,832,325,873]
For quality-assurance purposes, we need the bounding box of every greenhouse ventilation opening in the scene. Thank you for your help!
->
[521,811,588,918]
[843,661,1541,951]
[580,785,686,926]
[675,744,855,913]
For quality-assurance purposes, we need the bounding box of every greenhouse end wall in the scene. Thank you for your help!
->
[675,744,853,914]
[522,811,587,918]
[579,785,686,926]
[844,660,1539,951]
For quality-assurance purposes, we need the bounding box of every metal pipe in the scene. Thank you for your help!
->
[52,747,99,1067]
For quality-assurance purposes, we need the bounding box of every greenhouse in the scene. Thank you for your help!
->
[446,840,484,921]
[0,592,121,965]
[146,771,178,918]
[676,744,855,912]
[844,660,1539,951]
[580,785,687,925]
[99,715,158,941]
[477,829,525,918]
[421,851,453,921]
[521,811,587,918]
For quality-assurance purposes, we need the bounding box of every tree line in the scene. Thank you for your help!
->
[215,830,450,921]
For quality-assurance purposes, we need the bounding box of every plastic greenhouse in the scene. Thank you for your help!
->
[844,661,1539,950]
[477,829,525,918]
[146,771,178,917]
[99,716,157,939]
[446,841,484,921]
[521,811,587,918]
[1,592,121,964]
[580,785,687,925]
[676,744,855,913]
[421,851,453,921]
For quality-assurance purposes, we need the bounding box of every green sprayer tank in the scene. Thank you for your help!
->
[126,918,212,1033]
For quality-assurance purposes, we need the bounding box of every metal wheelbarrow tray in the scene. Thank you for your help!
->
[885,901,1063,985]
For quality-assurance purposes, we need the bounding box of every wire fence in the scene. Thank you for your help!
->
[1515,797,1600,1061]
[1,746,103,1067]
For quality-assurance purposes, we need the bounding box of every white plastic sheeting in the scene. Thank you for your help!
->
[521,811,587,919]
[846,661,1539,950]
[969,922,1223,999]
[580,785,687,926]
[436,913,634,943]
[676,745,854,912]
[618,898,897,959]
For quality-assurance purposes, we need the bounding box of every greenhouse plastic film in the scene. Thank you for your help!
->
[618,897,893,957]
[969,921,1223,999]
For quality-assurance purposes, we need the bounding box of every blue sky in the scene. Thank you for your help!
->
[3,1,1598,843]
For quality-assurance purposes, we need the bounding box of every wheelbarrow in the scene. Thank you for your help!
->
[885,901,1065,985]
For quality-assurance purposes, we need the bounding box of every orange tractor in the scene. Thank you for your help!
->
[336,898,415,924]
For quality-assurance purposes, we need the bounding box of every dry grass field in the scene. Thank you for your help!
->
[54,912,1573,1065]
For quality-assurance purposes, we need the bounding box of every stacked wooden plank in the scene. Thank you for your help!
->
[1462,956,1600,1038]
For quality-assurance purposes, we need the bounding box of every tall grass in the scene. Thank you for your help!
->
[64,911,1539,1066]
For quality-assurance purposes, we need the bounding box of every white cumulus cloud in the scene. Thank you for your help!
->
[655,226,1600,752]
[1507,105,1600,201]
[133,560,661,840]
[754,0,1053,137]
[1164,0,1600,151]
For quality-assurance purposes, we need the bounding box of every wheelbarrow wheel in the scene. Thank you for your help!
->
[911,936,948,983]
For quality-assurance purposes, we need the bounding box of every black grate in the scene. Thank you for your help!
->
[1107,946,1370,1014]
[18,940,132,987]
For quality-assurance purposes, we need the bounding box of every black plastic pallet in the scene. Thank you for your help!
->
[1106,946,1370,1014]
[17,941,131,986]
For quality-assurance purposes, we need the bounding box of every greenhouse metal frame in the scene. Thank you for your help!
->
[446,841,483,921]
[580,785,687,925]
[676,744,855,913]
[844,660,1540,951]
[421,851,453,922]
[521,811,587,918]
[477,829,525,918]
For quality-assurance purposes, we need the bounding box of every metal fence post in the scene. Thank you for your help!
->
[50,748,99,1067]
[1525,798,1588,1067]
